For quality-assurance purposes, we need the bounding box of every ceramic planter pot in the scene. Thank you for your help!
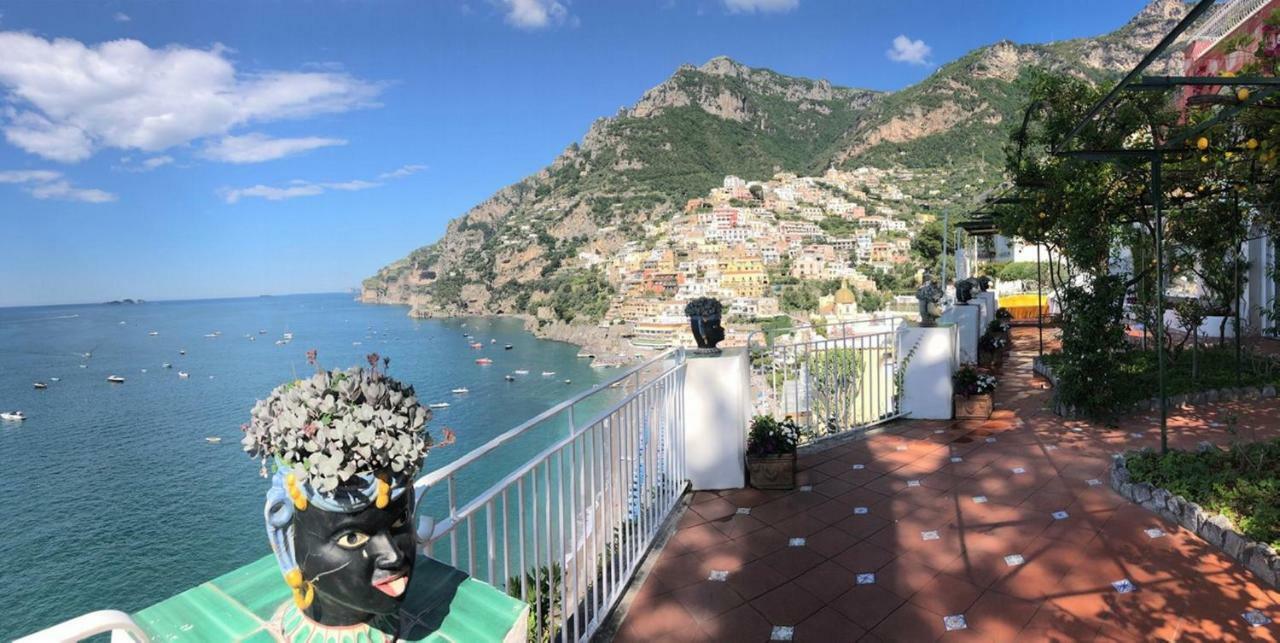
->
[747,452,796,490]
[954,393,993,420]
[265,467,419,629]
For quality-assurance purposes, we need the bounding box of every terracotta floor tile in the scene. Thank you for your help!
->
[875,554,942,601]
[793,559,859,604]
[706,512,768,541]
[697,603,775,642]
[830,540,897,574]
[795,606,866,641]
[750,580,825,626]
[668,579,746,624]
[806,524,858,559]
[870,601,949,642]
[908,572,984,618]
[953,590,1041,642]
[726,557,795,601]
[829,584,908,631]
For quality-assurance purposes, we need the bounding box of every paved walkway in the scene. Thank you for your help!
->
[612,327,1280,641]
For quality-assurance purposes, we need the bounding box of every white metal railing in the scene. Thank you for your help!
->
[748,318,905,443]
[413,349,687,642]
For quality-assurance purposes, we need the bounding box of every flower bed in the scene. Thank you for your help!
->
[1110,443,1280,588]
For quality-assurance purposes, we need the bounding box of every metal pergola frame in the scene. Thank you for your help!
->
[1047,0,1271,452]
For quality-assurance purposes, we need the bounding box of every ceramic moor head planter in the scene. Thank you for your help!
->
[684,297,725,351]
[243,351,451,634]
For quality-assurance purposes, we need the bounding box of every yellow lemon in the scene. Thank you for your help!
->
[1201,155,1210,163]
[1238,88,1251,101]
[1247,138,1259,150]
[1197,137,1209,150]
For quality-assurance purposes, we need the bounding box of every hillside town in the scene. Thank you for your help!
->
[596,166,942,349]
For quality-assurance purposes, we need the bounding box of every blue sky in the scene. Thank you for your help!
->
[0,0,1157,307]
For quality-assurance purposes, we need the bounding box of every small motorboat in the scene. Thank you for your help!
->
[205,437,222,444]
[248,336,256,341]
[475,358,493,365]
[514,369,529,375]
[504,374,516,382]
[353,341,363,346]
[49,377,61,382]
[259,329,267,334]
[78,364,87,369]
[504,344,514,350]
[469,342,483,349]
[141,369,148,373]
[283,332,294,340]
[204,333,217,338]
[1,411,26,421]
[106,375,125,383]
[162,363,172,369]
[275,339,288,345]
[428,402,450,409]
[451,388,469,394]
[149,331,159,336]
[564,379,572,384]
[541,371,556,376]
[178,371,190,379]
[179,349,186,355]
[490,339,497,344]
[33,382,48,389]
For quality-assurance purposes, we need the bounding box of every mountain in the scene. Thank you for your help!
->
[362,0,1189,320]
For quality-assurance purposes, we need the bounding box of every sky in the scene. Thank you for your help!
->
[0,0,1158,307]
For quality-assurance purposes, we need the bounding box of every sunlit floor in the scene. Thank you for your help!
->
[611,327,1280,642]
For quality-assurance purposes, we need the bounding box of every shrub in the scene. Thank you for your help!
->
[952,365,997,396]
[747,415,802,456]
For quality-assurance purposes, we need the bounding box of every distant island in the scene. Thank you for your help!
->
[104,299,145,305]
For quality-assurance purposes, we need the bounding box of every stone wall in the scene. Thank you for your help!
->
[1110,451,1279,589]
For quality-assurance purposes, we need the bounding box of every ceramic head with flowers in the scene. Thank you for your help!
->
[242,351,453,633]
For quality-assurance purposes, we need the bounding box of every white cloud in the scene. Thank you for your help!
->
[887,34,931,65]
[377,164,427,180]
[142,155,173,169]
[222,164,425,204]
[114,12,131,22]
[722,0,798,13]
[0,31,381,163]
[502,0,572,29]
[201,133,346,163]
[0,168,116,202]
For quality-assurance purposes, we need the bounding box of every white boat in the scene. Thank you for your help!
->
[428,402,450,409]
[149,331,159,336]
[275,340,288,345]
[490,339,496,344]
[78,364,87,369]
[205,437,222,444]
[162,363,172,369]
[179,349,186,355]
[514,369,529,375]
[353,341,362,346]
[248,336,256,341]
[204,333,217,338]
[259,329,267,334]
[106,375,125,383]
[33,382,47,389]
[141,369,147,373]
[564,379,572,384]
[504,374,516,382]
[1,411,26,421]
[541,371,556,376]
[451,388,469,394]
[178,371,190,379]
[283,332,294,340]
[49,377,60,382]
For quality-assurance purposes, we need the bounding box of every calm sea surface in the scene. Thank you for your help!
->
[0,293,620,638]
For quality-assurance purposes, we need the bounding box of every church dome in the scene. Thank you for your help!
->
[834,280,856,305]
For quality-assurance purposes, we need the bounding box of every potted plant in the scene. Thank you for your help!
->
[684,297,725,352]
[241,350,454,634]
[987,318,1012,347]
[746,415,802,490]
[953,365,997,419]
[996,307,1013,322]
[978,332,1007,367]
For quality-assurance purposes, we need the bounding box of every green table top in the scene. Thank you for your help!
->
[131,555,528,642]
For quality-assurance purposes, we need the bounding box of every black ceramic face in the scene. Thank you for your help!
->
[292,488,417,626]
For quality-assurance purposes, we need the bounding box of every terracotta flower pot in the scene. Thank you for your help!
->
[746,452,796,490]
[954,393,993,420]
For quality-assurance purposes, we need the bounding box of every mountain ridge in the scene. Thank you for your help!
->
[362,0,1189,321]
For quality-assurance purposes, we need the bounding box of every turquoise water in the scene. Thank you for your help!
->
[0,293,618,638]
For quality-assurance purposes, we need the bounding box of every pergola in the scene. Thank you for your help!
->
[1021,0,1271,451]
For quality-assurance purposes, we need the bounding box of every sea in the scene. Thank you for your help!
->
[0,293,625,638]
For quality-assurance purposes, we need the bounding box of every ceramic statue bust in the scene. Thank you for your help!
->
[955,279,975,305]
[243,351,453,638]
[684,297,725,352]
[916,273,944,327]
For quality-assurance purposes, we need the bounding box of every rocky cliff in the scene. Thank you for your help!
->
[363,0,1189,322]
